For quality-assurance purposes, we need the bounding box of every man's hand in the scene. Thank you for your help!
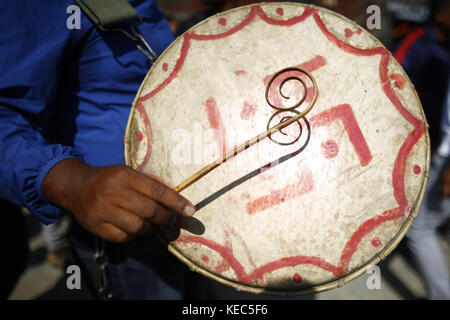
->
[440,164,450,197]
[42,159,195,243]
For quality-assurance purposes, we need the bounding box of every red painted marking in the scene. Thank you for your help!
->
[345,28,362,38]
[215,260,231,273]
[315,12,425,208]
[379,56,425,207]
[389,73,406,89]
[201,255,209,263]
[314,13,386,57]
[205,97,228,155]
[245,104,370,215]
[247,256,340,282]
[162,63,168,72]
[215,231,232,274]
[240,101,256,120]
[345,28,353,38]
[413,165,421,175]
[135,103,152,172]
[305,86,316,103]
[218,18,227,26]
[297,54,327,72]
[263,55,327,86]
[141,7,426,281]
[228,227,257,269]
[256,6,315,26]
[371,238,382,247]
[263,55,326,107]
[178,235,247,280]
[338,207,403,272]
[246,167,314,215]
[212,226,256,274]
[310,104,372,166]
[138,6,315,103]
[321,140,339,159]
[293,273,302,283]
[135,130,143,141]
[276,8,284,16]
[234,70,247,76]
[177,235,339,284]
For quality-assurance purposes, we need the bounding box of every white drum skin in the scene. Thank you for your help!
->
[124,2,430,295]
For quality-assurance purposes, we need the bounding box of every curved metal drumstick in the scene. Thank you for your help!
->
[174,67,318,193]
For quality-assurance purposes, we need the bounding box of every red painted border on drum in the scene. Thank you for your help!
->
[137,6,315,103]
[178,234,340,285]
[135,102,153,172]
[311,12,424,274]
[135,5,426,287]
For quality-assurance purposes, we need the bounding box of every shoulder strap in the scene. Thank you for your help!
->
[74,0,158,62]
[74,0,141,30]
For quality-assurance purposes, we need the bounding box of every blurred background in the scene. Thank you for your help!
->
[158,0,432,50]
[3,0,450,300]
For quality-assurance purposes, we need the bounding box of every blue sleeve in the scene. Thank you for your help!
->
[0,2,83,224]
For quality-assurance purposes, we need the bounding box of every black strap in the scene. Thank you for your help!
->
[74,0,158,62]
[74,0,141,30]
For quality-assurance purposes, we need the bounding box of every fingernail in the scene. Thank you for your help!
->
[183,204,195,216]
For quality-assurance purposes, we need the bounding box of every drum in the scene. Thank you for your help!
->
[124,2,430,295]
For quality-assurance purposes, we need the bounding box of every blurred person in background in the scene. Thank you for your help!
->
[40,220,72,269]
[175,0,236,36]
[315,0,392,46]
[393,0,450,300]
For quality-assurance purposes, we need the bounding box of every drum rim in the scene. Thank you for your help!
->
[124,2,431,295]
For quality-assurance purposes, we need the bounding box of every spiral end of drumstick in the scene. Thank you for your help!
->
[265,67,318,146]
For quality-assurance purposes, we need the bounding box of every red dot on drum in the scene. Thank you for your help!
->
[389,73,406,89]
[345,28,353,38]
[136,130,144,141]
[218,18,227,26]
[413,165,421,175]
[276,8,284,16]
[376,129,379,133]
[321,140,339,159]
[293,273,302,283]
[201,255,209,263]
[162,63,168,72]
[371,238,382,247]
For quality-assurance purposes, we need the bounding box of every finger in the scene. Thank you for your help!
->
[147,202,172,225]
[97,222,135,243]
[131,173,195,217]
[118,190,172,225]
[103,208,151,236]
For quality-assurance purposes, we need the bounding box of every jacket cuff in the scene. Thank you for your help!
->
[33,153,83,224]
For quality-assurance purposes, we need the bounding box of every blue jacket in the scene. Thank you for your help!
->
[394,25,450,149]
[0,0,174,223]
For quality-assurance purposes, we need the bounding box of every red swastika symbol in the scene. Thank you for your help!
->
[203,57,372,215]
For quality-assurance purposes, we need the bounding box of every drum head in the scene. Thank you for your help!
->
[124,2,429,295]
